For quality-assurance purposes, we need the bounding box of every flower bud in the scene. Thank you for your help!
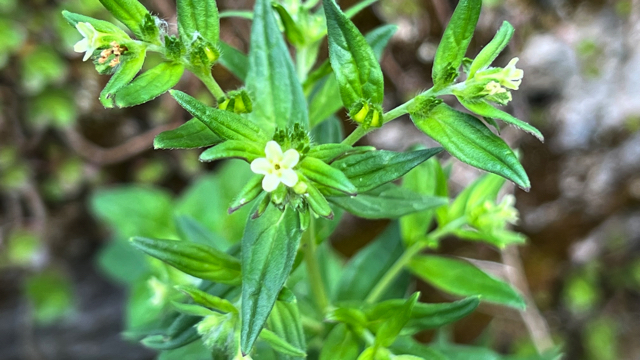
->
[349,101,383,129]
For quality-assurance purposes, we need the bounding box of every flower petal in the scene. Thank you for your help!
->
[74,39,89,54]
[264,141,283,162]
[281,149,300,169]
[262,174,280,192]
[250,158,272,175]
[280,169,299,187]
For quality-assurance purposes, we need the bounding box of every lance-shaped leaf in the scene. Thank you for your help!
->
[333,148,444,192]
[375,292,419,348]
[246,0,308,133]
[272,3,305,47]
[408,255,525,309]
[305,182,333,219]
[219,41,248,81]
[299,156,357,195]
[170,90,267,143]
[266,289,306,360]
[319,324,359,360]
[114,62,184,108]
[199,140,263,163]
[323,0,384,112]
[98,0,150,39]
[130,237,241,285]
[329,184,447,219]
[432,0,482,87]
[366,296,480,334]
[468,21,514,78]
[307,144,375,164]
[307,25,396,127]
[100,48,146,108]
[176,285,237,314]
[400,156,449,245]
[410,103,530,190]
[390,337,448,360]
[458,98,544,142]
[177,0,219,46]
[62,11,129,37]
[259,329,306,357]
[154,118,222,150]
[241,205,303,354]
[229,176,264,214]
[171,301,217,317]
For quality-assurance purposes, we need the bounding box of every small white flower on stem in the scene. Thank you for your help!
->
[500,57,523,90]
[73,22,100,61]
[250,141,300,192]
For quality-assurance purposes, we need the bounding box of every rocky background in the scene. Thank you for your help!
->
[1,0,639,359]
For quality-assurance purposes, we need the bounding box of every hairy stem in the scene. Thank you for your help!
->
[196,71,226,100]
[304,218,330,313]
[365,217,467,303]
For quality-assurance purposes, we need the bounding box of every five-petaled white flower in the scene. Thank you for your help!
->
[73,22,100,61]
[250,141,300,192]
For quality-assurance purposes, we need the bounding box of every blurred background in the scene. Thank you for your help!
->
[1,0,639,359]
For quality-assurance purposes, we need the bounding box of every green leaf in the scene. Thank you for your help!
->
[306,183,334,219]
[171,301,217,317]
[307,25,396,127]
[61,10,129,37]
[199,140,263,163]
[400,156,448,245]
[320,324,359,360]
[365,24,398,60]
[130,237,241,285]
[246,0,308,134]
[307,144,374,164]
[375,292,418,347]
[299,156,357,195]
[329,184,447,219]
[367,296,480,334]
[219,41,248,81]
[154,118,222,150]
[177,0,219,46]
[98,0,150,39]
[323,0,384,111]
[311,115,345,144]
[468,21,514,78]
[90,186,174,238]
[410,103,530,190]
[332,148,443,192]
[259,329,306,357]
[176,285,237,313]
[241,205,303,354]
[170,90,267,143]
[449,172,505,220]
[266,289,306,360]
[408,255,525,309]
[100,48,146,108]
[175,215,230,249]
[458,99,544,142]
[432,0,481,87]
[336,223,409,301]
[389,337,447,360]
[25,269,74,325]
[115,62,184,107]
[272,3,305,47]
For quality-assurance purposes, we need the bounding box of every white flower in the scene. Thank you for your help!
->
[250,141,300,192]
[73,22,100,61]
[500,57,523,90]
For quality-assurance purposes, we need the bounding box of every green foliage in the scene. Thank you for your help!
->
[62,0,551,357]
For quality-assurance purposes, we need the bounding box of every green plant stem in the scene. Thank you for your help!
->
[365,240,426,304]
[304,218,330,313]
[364,217,466,304]
[196,71,226,100]
[341,98,414,146]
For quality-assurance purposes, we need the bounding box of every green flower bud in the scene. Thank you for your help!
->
[349,101,383,129]
[217,89,252,114]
